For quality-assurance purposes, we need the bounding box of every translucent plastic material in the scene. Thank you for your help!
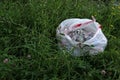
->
[56,18,107,56]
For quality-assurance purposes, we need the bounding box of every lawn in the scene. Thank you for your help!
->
[0,0,120,80]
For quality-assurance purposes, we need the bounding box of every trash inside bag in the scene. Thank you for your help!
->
[56,17,107,56]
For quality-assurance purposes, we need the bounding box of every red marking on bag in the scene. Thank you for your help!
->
[74,24,82,28]
[73,20,94,29]
[99,25,102,28]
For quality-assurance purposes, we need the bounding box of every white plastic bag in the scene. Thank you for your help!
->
[56,18,107,56]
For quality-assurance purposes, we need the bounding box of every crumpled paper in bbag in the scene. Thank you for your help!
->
[56,17,107,56]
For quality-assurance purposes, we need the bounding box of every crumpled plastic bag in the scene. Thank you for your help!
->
[56,17,107,56]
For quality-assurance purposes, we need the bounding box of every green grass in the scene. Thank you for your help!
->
[0,0,120,80]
